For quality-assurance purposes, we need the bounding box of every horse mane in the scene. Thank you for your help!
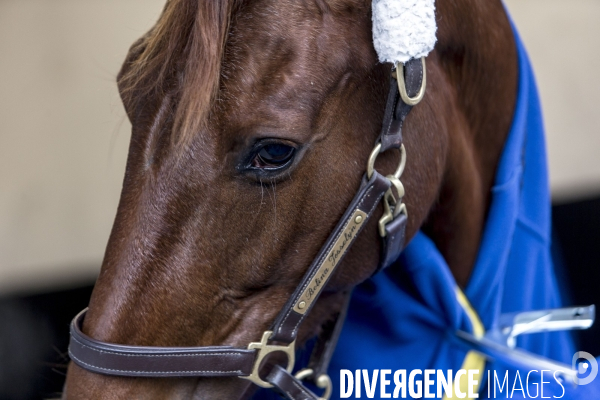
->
[117,0,239,146]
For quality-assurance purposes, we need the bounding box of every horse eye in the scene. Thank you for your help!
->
[252,143,296,169]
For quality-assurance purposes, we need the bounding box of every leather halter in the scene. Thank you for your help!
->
[69,58,426,400]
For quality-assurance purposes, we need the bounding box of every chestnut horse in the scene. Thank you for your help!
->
[64,0,517,398]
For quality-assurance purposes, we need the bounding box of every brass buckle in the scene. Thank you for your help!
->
[295,368,333,400]
[241,331,296,388]
[394,57,426,106]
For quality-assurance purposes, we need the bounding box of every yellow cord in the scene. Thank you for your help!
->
[442,288,486,400]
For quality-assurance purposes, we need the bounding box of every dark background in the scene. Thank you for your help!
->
[0,197,599,400]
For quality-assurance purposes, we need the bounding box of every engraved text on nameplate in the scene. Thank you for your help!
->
[293,209,367,314]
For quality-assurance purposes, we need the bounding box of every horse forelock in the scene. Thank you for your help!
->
[117,0,241,150]
[116,0,372,155]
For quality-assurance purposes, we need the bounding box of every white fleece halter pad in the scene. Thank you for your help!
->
[372,0,437,64]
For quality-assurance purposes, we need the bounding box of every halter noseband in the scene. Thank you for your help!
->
[68,58,426,400]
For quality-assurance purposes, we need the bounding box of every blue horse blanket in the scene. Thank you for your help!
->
[326,25,600,400]
[255,23,599,400]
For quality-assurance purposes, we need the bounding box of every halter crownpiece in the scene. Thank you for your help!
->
[372,0,437,64]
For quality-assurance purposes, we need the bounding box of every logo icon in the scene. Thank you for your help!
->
[572,351,598,385]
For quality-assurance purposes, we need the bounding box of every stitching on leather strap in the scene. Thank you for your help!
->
[384,81,399,137]
[72,335,249,359]
[291,378,315,399]
[69,350,244,375]
[290,186,386,338]
[277,184,375,337]
[286,207,359,337]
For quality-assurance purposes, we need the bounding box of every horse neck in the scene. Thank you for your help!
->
[421,0,518,286]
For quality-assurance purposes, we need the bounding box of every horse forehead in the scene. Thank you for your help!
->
[219,13,365,139]
[224,2,364,91]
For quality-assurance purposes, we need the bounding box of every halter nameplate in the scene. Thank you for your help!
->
[293,209,367,314]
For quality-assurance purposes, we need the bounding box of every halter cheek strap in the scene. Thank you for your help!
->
[68,59,426,400]
[375,57,424,273]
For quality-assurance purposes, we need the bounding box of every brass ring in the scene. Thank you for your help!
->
[367,143,406,181]
[294,368,314,381]
[294,369,332,400]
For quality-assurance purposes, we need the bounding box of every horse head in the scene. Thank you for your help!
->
[64,0,517,398]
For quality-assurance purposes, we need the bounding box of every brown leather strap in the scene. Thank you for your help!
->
[372,59,422,273]
[379,57,424,152]
[69,309,256,377]
[377,212,408,274]
[267,365,320,400]
[269,171,391,344]
[379,76,404,152]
